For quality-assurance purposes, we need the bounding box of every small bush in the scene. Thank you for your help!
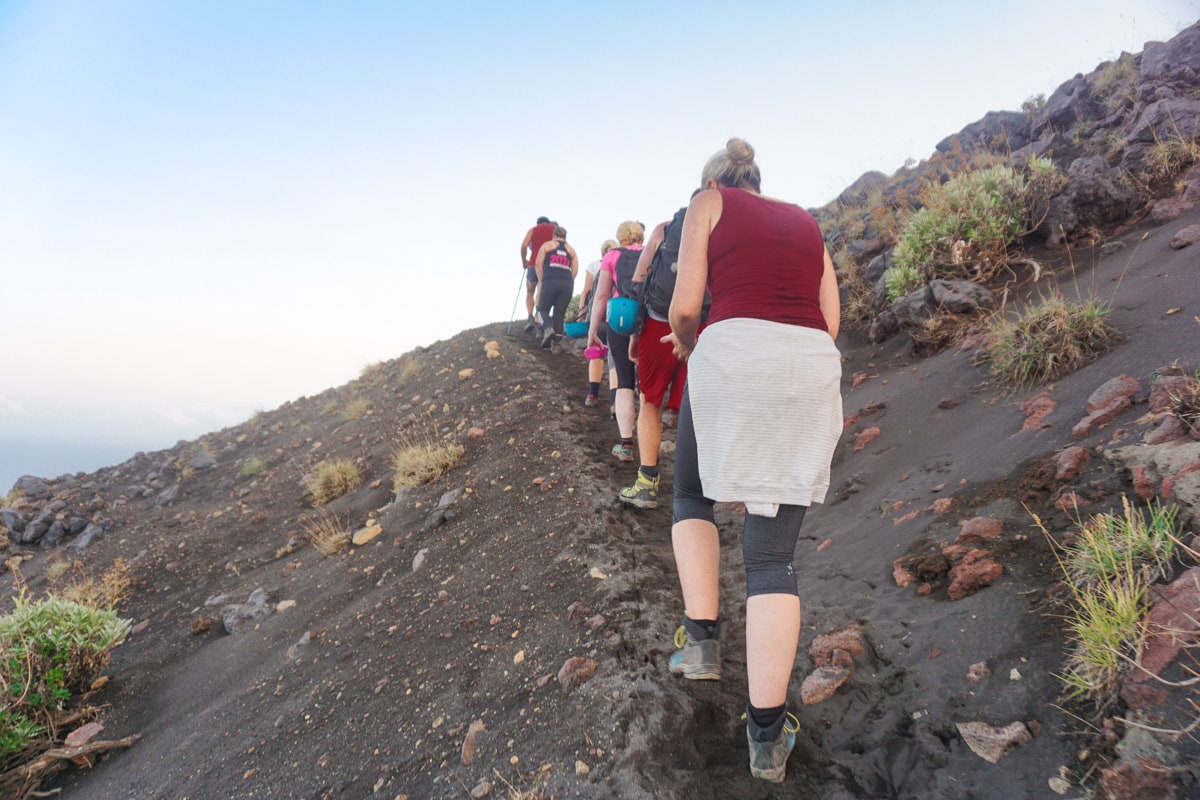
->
[883,263,924,301]
[301,513,351,556]
[0,489,23,507]
[1021,93,1046,113]
[890,163,1049,289]
[339,397,370,422]
[0,595,131,758]
[360,361,387,387]
[1066,498,1177,588]
[240,456,266,478]
[986,293,1118,386]
[306,459,361,507]
[392,434,464,491]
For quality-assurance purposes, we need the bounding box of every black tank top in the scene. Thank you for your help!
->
[542,241,572,274]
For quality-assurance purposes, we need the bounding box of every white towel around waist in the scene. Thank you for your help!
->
[688,317,843,509]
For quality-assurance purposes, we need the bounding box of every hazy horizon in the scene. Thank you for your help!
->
[3,1,1197,496]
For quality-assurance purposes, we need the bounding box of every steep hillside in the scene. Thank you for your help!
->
[3,21,1200,800]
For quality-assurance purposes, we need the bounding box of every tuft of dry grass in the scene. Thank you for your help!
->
[0,488,24,507]
[240,456,266,478]
[399,357,423,383]
[1167,378,1200,436]
[339,396,370,422]
[306,459,361,507]
[51,559,133,610]
[392,432,465,491]
[985,293,1119,387]
[301,513,351,556]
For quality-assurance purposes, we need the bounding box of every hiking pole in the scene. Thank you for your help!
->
[506,270,526,334]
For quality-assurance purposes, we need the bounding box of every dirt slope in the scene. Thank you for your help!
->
[2,207,1198,800]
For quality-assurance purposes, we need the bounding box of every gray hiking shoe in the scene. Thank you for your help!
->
[618,470,658,509]
[667,625,721,680]
[746,711,800,783]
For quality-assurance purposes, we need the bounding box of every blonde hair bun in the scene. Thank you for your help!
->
[726,138,755,165]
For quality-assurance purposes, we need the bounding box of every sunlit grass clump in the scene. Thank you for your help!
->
[391,434,464,491]
[301,512,351,556]
[1038,498,1182,708]
[306,459,361,507]
[986,293,1118,387]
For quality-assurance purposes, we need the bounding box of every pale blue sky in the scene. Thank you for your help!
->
[1,0,1197,487]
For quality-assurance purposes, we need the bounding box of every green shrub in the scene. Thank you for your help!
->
[891,164,1038,287]
[240,456,266,478]
[1021,93,1046,113]
[882,263,924,301]
[0,596,131,758]
[985,293,1117,386]
[1142,132,1200,182]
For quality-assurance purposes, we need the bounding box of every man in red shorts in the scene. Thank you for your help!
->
[520,216,557,332]
[619,208,701,509]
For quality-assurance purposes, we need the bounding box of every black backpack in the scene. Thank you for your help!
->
[642,206,710,321]
[613,247,642,300]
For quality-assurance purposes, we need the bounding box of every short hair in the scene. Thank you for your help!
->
[615,220,645,246]
[701,138,761,192]
[554,226,567,238]
[600,239,619,256]
[536,216,551,224]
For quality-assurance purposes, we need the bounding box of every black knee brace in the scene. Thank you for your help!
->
[742,505,807,597]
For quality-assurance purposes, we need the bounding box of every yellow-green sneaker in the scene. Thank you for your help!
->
[746,711,800,782]
[667,625,721,680]
[618,470,658,508]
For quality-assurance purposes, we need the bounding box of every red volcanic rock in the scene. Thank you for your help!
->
[1073,396,1132,438]
[557,657,598,692]
[854,426,881,451]
[957,517,1003,544]
[1019,392,1055,432]
[810,624,866,666]
[966,661,991,683]
[1133,567,1200,680]
[800,666,851,705]
[1148,374,1197,413]
[1145,415,1187,444]
[1055,446,1091,481]
[1131,465,1157,501]
[893,559,918,587]
[1055,491,1082,512]
[1087,375,1141,413]
[1100,757,1178,800]
[948,552,1004,600]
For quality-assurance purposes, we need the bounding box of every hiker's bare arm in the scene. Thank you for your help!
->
[819,247,840,340]
[534,240,553,283]
[520,228,533,267]
[632,222,666,283]
[588,269,614,347]
[668,189,719,356]
[567,244,579,280]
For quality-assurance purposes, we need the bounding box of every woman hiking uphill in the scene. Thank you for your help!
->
[533,226,578,353]
[587,220,645,463]
[662,138,841,783]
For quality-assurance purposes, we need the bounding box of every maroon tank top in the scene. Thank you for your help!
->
[705,188,828,332]
[527,223,556,267]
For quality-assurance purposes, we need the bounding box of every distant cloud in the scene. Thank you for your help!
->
[0,396,24,416]
[149,405,199,428]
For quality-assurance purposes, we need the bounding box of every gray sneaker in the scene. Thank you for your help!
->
[667,625,721,680]
[746,712,799,783]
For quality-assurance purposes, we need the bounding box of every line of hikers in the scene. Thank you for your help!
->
[516,138,843,784]
[520,212,696,512]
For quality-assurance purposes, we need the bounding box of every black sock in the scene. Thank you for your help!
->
[620,437,633,448]
[610,389,616,404]
[683,616,718,641]
[747,703,787,742]
[640,465,658,479]
[589,382,600,396]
